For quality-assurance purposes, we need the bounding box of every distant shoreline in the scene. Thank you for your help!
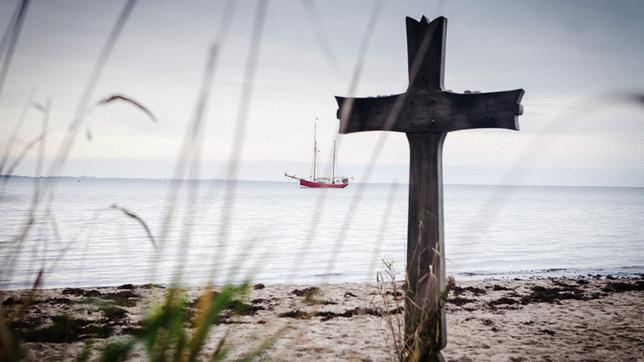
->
[2,174,643,189]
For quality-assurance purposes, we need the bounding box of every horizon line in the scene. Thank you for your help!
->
[1,174,642,189]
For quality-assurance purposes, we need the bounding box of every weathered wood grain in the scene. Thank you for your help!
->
[336,89,523,134]
[334,15,524,361]
[405,132,447,359]
[406,16,446,92]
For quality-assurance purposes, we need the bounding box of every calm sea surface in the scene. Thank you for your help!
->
[1,177,643,289]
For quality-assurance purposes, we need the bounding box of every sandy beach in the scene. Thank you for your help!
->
[2,275,642,361]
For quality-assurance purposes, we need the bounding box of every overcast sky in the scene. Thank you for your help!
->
[1,0,643,186]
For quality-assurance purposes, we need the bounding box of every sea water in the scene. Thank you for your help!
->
[1,177,643,289]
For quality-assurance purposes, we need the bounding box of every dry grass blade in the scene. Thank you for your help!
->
[45,211,106,277]
[155,0,236,284]
[462,90,644,245]
[83,93,157,141]
[634,92,644,105]
[211,0,268,280]
[613,91,644,106]
[1,132,45,179]
[237,326,291,362]
[191,0,237,207]
[0,0,20,55]
[208,330,229,361]
[296,0,383,283]
[301,0,341,76]
[0,90,34,176]
[367,182,399,279]
[0,99,52,284]
[15,268,43,319]
[110,203,157,248]
[46,0,136,180]
[3,100,51,186]
[9,1,141,290]
[187,284,249,361]
[376,260,406,361]
[15,0,140,289]
[0,0,30,102]
[153,45,219,281]
[337,0,383,134]
[95,94,158,123]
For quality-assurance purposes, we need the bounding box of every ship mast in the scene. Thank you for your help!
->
[332,140,336,183]
[312,123,317,181]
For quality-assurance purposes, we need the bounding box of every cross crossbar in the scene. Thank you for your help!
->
[336,90,523,133]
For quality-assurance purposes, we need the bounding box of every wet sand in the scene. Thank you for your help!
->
[2,275,642,361]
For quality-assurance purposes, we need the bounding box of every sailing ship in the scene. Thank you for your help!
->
[285,124,350,188]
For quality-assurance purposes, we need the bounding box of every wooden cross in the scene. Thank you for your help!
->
[335,16,524,361]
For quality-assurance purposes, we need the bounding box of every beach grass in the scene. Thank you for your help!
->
[0,0,276,359]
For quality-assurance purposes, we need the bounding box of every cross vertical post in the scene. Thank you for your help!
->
[335,16,524,361]
[405,131,447,360]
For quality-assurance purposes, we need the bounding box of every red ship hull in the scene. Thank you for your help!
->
[299,178,348,188]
